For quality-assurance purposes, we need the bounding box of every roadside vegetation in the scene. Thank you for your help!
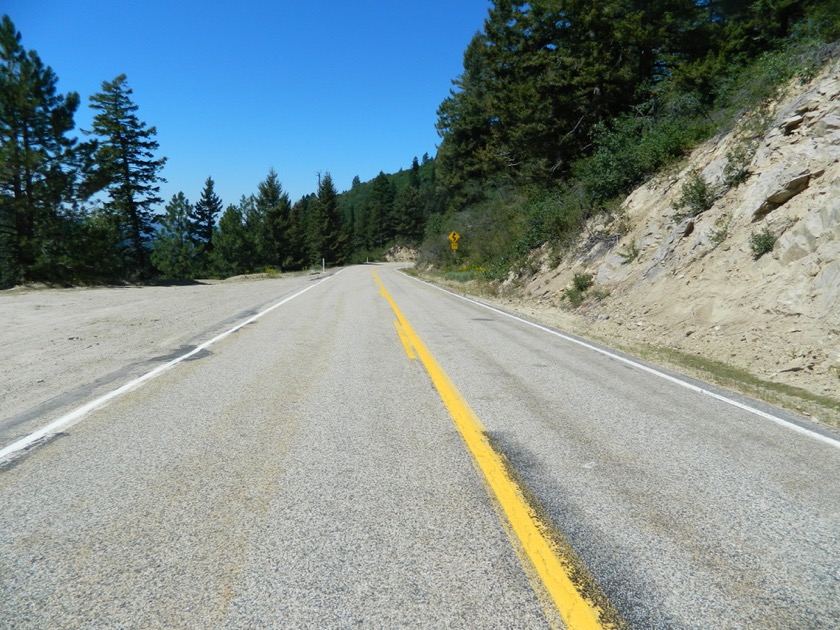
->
[419,265,840,429]
[2,2,839,289]
[0,15,435,287]
[629,344,840,430]
[420,1,839,280]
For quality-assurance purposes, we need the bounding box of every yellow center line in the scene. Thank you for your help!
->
[393,318,417,360]
[373,269,623,630]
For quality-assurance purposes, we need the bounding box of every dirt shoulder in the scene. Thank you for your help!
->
[418,272,840,431]
[0,274,324,444]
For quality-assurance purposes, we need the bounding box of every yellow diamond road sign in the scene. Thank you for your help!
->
[448,231,460,243]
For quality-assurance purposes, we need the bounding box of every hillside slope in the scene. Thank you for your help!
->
[504,55,840,426]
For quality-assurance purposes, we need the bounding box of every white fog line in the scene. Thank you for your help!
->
[401,271,840,451]
[0,271,342,462]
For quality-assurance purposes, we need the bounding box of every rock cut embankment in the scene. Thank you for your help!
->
[508,55,840,424]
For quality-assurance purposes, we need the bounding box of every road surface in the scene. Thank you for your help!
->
[1,264,838,628]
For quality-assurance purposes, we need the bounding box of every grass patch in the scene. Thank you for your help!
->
[562,272,595,307]
[709,213,732,247]
[444,270,477,282]
[723,142,754,188]
[618,241,639,263]
[629,344,840,429]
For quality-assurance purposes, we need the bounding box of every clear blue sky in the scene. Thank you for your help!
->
[5,1,490,206]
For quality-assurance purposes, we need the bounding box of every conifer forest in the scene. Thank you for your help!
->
[1,2,838,288]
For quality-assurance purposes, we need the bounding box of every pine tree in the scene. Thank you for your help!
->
[367,172,395,247]
[435,32,498,207]
[0,15,92,286]
[237,194,260,270]
[88,74,166,277]
[284,196,308,269]
[212,202,250,275]
[409,156,421,189]
[254,168,291,268]
[393,185,423,244]
[151,192,198,278]
[307,172,344,265]
[435,0,711,192]
[190,175,222,259]
[353,200,370,252]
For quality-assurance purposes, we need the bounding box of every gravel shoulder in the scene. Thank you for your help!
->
[417,271,840,431]
[0,274,324,445]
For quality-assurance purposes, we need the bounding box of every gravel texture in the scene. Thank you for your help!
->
[0,275,320,444]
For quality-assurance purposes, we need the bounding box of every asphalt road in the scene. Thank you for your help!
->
[1,264,838,629]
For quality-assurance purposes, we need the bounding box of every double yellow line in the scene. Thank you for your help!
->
[373,270,623,630]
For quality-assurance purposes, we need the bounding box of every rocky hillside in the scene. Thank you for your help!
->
[505,55,840,426]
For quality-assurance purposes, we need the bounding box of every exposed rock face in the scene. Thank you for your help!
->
[384,245,419,262]
[752,168,812,220]
[514,56,840,422]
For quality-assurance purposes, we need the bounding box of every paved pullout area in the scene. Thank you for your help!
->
[1,274,325,446]
[1,266,838,628]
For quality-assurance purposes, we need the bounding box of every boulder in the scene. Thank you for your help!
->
[781,114,804,134]
[752,169,812,221]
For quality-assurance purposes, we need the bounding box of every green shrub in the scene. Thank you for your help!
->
[749,228,776,259]
[714,37,828,127]
[575,104,711,205]
[591,288,610,302]
[561,272,595,307]
[443,270,476,282]
[709,214,732,247]
[518,190,586,254]
[618,241,639,263]
[723,143,753,187]
[674,171,715,220]
[563,287,585,307]
[572,272,594,292]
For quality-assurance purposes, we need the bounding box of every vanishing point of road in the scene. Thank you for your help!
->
[1,264,838,628]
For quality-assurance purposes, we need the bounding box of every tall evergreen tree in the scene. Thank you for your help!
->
[284,196,308,269]
[190,175,222,258]
[435,32,499,207]
[393,185,423,244]
[367,171,395,247]
[352,200,370,252]
[0,15,93,286]
[151,192,198,278]
[307,172,344,265]
[237,193,261,270]
[212,202,250,275]
[254,168,291,268]
[409,156,421,189]
[88,74,166,276]
[435,0,712,194]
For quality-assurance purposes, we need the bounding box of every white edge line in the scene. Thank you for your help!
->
[0,271,342,462]
[400,270,840,451]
